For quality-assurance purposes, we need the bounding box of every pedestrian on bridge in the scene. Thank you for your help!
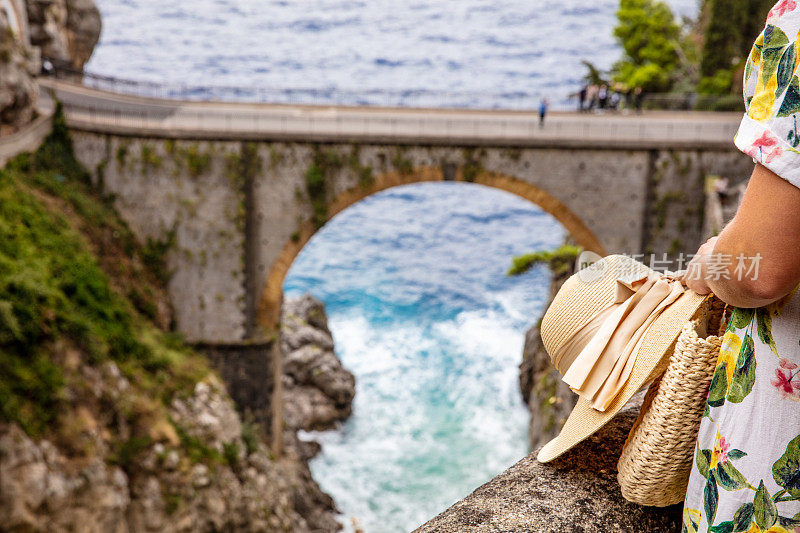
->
[539,98,549,128]
[578,84,587,112]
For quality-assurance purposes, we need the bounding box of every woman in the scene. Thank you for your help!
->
[682,2,800,531]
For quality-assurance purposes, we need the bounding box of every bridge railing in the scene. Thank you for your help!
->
[47,66,741,113]
[50,95,741,147]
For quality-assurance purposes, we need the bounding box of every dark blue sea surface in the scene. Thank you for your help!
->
[88,0,697,109]
[284,183,564,531]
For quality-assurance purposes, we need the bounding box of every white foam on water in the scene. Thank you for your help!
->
[304,307,533,532]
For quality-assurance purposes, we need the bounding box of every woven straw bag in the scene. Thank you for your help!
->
[617,297,728,507]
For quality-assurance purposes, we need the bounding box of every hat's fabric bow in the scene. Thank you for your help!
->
[551,273,686,411]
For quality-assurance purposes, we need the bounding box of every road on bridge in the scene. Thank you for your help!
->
[40,78,743,150]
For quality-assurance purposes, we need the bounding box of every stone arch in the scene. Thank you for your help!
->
[257,166,606,326]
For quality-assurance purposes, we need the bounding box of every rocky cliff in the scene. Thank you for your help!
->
[0,6,38,133]
[0,372,340,532]
[25,0,100,70]
[0,117,351,532]
[281,295,356,434]
[518,252,578,451]
[1,0,101,132]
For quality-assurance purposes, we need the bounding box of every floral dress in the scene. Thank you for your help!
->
[683,2,800,532]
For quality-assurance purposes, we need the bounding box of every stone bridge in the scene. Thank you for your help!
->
[41,79,753,345]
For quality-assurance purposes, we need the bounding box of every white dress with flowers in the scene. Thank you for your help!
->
[682,2,800,532]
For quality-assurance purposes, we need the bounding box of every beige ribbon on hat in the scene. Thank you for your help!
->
[552,273,686,412]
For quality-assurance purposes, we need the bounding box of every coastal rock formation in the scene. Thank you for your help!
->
[0,8,38,133]
[518,260,578,450]
[25,0,101,70]
[413,400,682,532]
[281,294,356,432]
[0,364,343,532]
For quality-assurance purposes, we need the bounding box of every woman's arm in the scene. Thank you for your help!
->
[686,163,800,308]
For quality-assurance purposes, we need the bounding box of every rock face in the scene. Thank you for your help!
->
[25,0,101,70]
[0,362,343,532]
[0,7,38,133]
[518,261,578,451]
[281,294,356,432]
[413,402,682,532]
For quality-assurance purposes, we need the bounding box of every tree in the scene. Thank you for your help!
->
[581,60,608,86]
[699,0,774,93]
[611,0,683,92]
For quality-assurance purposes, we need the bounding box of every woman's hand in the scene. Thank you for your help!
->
[684,236,718,295]
[687,164,800,308]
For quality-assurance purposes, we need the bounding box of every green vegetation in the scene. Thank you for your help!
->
[461,148,485,183]
[0,108,209,451]
[168,142,212,177]
[348,146,374,189]
[699,0,773,94]
[240,419,261,455]
[140,144,163,175]
[116,144,128,172]
[507,244,582,277]
[391,150,413,176]
[183,144,212,177]
[174,421,223,464]
[605,0,771,106]
[304,147,344,228]
[612,0,685,92]
[141,230,177,285]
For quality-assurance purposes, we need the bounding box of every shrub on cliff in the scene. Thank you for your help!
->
[0,108,207,443]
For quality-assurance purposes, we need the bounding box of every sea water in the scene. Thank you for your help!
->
[87,0,697,109]
[283,183,564,531]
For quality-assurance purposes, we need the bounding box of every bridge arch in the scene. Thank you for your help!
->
[257,166,606,326]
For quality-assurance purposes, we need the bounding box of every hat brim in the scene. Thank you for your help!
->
[537,289,707,463]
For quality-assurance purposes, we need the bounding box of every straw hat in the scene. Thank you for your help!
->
[536,254,707,463]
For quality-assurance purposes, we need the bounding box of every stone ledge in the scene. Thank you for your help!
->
[414,405,681,533]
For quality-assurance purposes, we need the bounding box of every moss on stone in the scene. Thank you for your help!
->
[653,190,686,230]
[268,146,283,168]
[507,244,582,277]
[392,149,413,175]
[304,146,344,228]
[116,143,128,172]
[140,144,163,176]
[183,144,212,177]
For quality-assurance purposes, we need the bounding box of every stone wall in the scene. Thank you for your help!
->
[68,130,754,344]
[641,150,752,265]
[71,133,249,342]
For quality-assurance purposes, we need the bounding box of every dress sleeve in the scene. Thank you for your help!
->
[734,0,800,187]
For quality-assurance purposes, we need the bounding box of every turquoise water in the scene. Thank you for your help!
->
[284,182,565,531]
